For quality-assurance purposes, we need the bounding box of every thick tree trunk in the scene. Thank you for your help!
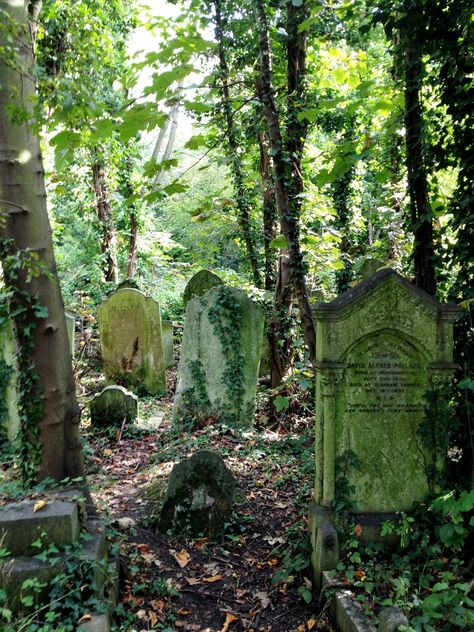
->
[213,0,262,288]
[255,0,315,386]
[91,149,119,284]
[404,46,437,295]
[0,0,85,482]
[152,85,182,190]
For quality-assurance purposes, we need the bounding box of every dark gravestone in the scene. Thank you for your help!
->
[89,385,138,426]
[159,450,235,539]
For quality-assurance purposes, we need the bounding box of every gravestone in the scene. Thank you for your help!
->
[0,318,20,443]
[311,269,459,520]
[89,385,138,426]
[159,449,235,539]
[173,286,264,428]
[162,320,174,368]
[65,311,75,359]
[358,257,384,281]
[97,288,166,394]
[183,269,223,307]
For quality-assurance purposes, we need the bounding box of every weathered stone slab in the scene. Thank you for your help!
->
[313,269,459,517]
[173,286,264,428]
[1,556,60,610]
[322,571,376,632]
[97,288,166,394]
[183,269,223,306]
[159,449,235,539]
[0,316,20,443]
[378,607,409,632]
[162,320,174,368]
[89,385,138,426]
[0,499,80,557]
[65,311,75,359]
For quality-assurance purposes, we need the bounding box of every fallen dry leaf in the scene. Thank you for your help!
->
[33,500,48,513]
[221,612,238,632]
[178,607,193,616]
[203,575,224,583]
[256,591,270,609]
[78,614,92,624]
[172,549,191,568]
[149,611,158,626]
[150,599,165,612]
[141,552,156,564]
[186,577,201,586]
[307,618,317,630]
[103,448,113,457]
[354,523,363,537]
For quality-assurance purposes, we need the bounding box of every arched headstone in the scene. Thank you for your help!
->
[173,286,264,428]
[162,320,174,368]
[183,269,223,307]
[97,288,166,394]
[89,385,138,426]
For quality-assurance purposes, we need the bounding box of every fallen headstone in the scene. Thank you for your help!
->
[89,385,138,426]
[159,449,235,539]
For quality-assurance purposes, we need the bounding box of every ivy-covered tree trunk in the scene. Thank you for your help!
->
[213,0,262,288]
[404,44,437,295]
[0,0,85,482]
[255,0,315,386]
[257,128,277,291]
[91,149,119,284]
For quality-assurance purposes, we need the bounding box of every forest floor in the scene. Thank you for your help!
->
[81,367,335,632]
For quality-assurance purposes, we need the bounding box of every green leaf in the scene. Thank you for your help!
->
[274,396,290,412]
[184,134,208,150]
[270,235,287,249]
[184,100,214,114]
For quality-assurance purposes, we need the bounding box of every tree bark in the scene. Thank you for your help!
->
[0,0,85,482]
[91,149,119,284]
[152,84,183,190]
[255,0,315,385]
[404,45,437,295]
[213,0,262,288]
[257,128,277,291]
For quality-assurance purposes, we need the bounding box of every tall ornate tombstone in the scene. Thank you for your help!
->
[0,318,20,443]
[310,270,459,564]
[97,288,166,394]
[162,320,174,369]
[183,269,223,307]
[173,286,264,429]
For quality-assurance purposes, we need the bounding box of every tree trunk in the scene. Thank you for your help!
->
[255,0,315,386]
[213,0,262,288]
[127,209,138,278]
[404,45,437,295]
[152,84,182,190]
[258,129,277,291]
[0,0,85,482]
[91,149,119,284]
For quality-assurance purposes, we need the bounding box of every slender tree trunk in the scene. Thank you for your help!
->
[404,45,436,295]
[126,211,138,278]
[151,119,170,163]
[0,0,85,482]
[255,0,315,385]
[213,0,262,288]
[258,129,277,291]
[152,84,183,190]
[91,149,119,284]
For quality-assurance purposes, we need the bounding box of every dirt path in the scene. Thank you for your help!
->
[86,395,334,632]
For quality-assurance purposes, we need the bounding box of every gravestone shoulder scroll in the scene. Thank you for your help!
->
[183,269,223,307]
[173,286,264,429]
[312,268,459,520]
[97,288,166,394]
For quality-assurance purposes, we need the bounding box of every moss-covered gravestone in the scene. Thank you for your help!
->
[162,320,174,368]
[311,269,459,524]
[159,449,235,539]
[0,318,20,443]
[89,385,138,426]
[173,286,264,428]
[183,269,223,307]
[97,288,166,394]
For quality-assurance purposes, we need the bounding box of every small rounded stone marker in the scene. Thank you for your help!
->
[378,606,409,632]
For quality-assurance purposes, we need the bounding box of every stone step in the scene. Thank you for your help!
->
[0,498,80,557]
[1,523,108,612]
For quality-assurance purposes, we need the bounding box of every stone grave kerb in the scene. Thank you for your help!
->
[312,269,459,515]
[97,288,166,394]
